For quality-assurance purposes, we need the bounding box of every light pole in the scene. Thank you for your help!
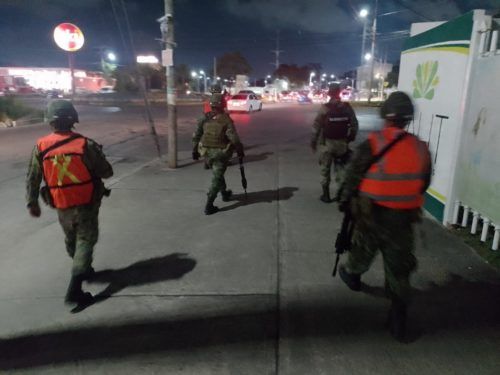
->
[359,8,369,65]
[191,71,200,92]
[199,70,207,93]
[266,75,271,84]
[309,72,316,86]
[368,0,378,102]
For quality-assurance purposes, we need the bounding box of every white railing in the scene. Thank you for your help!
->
[452,200,499,251]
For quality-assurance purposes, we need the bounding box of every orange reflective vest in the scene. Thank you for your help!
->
[358,127,430,209]
[37,132,94,209]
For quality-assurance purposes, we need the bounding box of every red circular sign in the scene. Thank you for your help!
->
[53,23,84,52]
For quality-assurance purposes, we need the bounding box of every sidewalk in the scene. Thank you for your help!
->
[1,139,500,373]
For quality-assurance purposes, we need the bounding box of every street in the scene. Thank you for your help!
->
[0,102,499,374]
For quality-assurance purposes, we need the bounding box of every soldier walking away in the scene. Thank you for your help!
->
[192,93,244,215]
[311,84,358,203]
[26,100,113,306]
[337,92,432,342]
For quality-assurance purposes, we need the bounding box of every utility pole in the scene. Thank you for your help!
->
[271,30,283,70]
[213,56,217,83]
[368,0,378,103]
[163,0,177,168]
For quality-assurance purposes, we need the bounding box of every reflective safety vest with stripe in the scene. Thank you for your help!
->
[37,132,94,209]
[358,127,430,209]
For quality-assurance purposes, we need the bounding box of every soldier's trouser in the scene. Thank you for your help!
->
[207,156,229,200]
[57,204,100,276]
[318,141,348,189]
[346,204,417,303]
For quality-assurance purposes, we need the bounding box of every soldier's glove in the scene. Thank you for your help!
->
[28,203,41,218]
[235,143,245,158]
[192,151,200,160]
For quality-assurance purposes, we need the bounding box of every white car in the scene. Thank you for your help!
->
[98,86,116,94]
[227,93,262,113]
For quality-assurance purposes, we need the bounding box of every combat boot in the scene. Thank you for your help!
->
[204,195,219,215]
[339,265,361,291]
[221,189,233,202]
[388,299,408,343]
[65,275,93,305]
[320,186,333,203]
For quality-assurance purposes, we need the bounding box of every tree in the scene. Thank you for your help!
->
[217,51,252,79]
[386,64,400,88]
[273,64,309,86]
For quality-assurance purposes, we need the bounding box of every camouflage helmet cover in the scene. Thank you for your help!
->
[327,83,341,98]
[209,93,224,108]
[380,91,414,122]
[46,100,79,124]
[210,84,222,93]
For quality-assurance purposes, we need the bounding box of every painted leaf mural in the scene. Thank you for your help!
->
[413,61,439,100]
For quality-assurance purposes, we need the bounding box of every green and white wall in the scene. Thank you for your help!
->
[399,10,500,249]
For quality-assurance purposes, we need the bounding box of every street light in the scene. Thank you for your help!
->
[107,52,116,62]
[199,70,207,93]
[309,72,316,86]
[364,52,372,61]
[191,71,200,92]
[359,8,369,65]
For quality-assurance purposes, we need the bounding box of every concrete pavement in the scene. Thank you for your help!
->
[0,104,499,374]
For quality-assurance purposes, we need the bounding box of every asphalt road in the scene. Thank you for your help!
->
[1,102,498,374]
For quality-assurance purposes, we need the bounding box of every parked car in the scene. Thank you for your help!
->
[279,90,294,102]
[227,93,262,113]
[98,86,116,94]
[46,90,63,99]
[297,91,312,104]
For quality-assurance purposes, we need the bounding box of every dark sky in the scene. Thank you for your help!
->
[0,0,498,78]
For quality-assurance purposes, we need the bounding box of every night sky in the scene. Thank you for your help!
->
[0,0,498,78]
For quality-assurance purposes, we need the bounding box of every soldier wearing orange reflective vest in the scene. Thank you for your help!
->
[337,92,432,342]
[26,100,113,307]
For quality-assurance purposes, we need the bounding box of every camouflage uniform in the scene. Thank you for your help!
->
[311,99,358,197]
[26,136,113,276]
[339,138,431,303]
[192,111,242,203]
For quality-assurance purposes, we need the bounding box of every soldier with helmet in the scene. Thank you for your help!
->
[192,93,244,215]
[311,84,358,203]
[337,92,432,342]
[26,100,113,306]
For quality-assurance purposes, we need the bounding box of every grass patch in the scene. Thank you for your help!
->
[0,96,40,120]
[452,226,500,269]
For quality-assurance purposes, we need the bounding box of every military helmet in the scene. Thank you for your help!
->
[209,93,224,108]
[380,91,414,122]
[327,83,341,98]
[46,100,79,126]
[210,84,222,94]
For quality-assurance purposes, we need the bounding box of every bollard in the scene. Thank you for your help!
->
[461,205,469,227]
[452,200,461,225]
[493,226,499,251]
[471,211,479,234]
[481,218,490,242]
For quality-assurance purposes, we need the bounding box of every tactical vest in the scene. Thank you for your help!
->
[323,101,352,140]
[201,115,229,148]
[358,127,430,209]
[37,132,94,209]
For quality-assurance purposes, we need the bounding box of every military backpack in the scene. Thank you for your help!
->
[323,101,352,140]
[201,114,229,148]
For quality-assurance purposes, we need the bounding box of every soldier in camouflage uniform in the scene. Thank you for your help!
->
[26,100,113,306]
[311,84,358,203]
[192,93,244,215]
[337,92,432,342]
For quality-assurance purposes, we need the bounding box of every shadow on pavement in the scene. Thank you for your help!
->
[86,253,196,306]
[218,187,299,212]
[1,274,499,370]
